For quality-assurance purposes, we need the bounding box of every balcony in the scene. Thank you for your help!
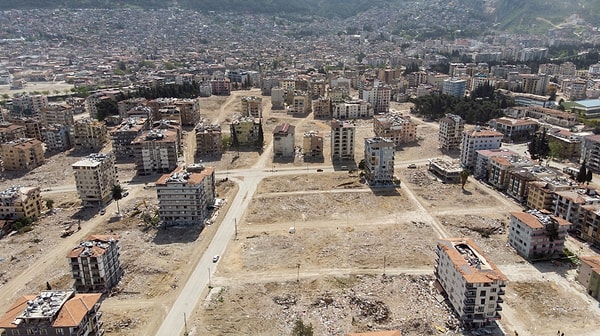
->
[464,298,475,306]
[463,306,475,313]
[466,291,476,297]
[498,289,505,295]
[496,304,503,311]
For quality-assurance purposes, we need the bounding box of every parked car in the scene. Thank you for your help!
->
[407,163,417,169]
[316,169,323,172]
[99,209,106,215]
[122,191,129,197]
[212,255,220,263]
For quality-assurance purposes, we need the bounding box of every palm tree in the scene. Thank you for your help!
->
[112,184,124,214]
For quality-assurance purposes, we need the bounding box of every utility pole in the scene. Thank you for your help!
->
[234,217,238,240]
[208,267,211,288]
[184,313,188,335]
[296,263,300,282]
[383,255,386,276]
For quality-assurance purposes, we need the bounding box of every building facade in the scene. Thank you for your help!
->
[195,123,222,156]
[68,234,122,293]
[0,138,45,172]
[73,118,108,152]
[435,238,507,327]
[364,137,395,186]
[460,128,503,169]
[508,210,570,259]
[303,131,324,160]
[241,96,263,118]
[273,123,295,158]
[0,290,103,336]
[331,119,355,161]
[578,256,600,300]
[438,114,464,151]
[0,186,42,220]
[156,167,216,227]
[109,117,149,160]
[72,153,117,207]
[132,129,180,175]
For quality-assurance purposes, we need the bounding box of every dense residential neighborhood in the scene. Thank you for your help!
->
[1,1,600,336]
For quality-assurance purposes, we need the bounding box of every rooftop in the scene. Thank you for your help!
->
[67,234,119,258]
[510,209,570,230]
[438,238,507,283]
[156,166,215,186]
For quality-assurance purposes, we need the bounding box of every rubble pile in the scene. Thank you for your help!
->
[349,295,390,323]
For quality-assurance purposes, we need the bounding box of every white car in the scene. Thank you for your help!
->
[212,255,220,263]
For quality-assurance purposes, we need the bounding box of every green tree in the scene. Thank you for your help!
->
[45,199,55,210]
[231,125,240,151]
[577,161,588,184]
[112,184,124,214]
[545,219,559,242]
[548,140,565,161]
[460,169,470,190]
[528,129,550,161]
[96,99,118,121]
[221,134,231,151]
[358,159,366,170]
[586,169,593,185]
[255,121,264,150]
[291,318,313,336]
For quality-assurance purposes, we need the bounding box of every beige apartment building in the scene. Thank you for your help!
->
[331,119,355,161]
[312,97,331,119]
[578,256,600,300]
[72,153,117,207]
[195,123,222,156]
[438,114,464,150]
[241,96,263,118]
[303,131,324,160]
[364,137,395,186]
[67,234,122,293]
[0,290,104,336]
[526,178,577,211]
[273,123,295,158]
[40,102,74,126]
[109,117,150,160]
[174,98,201,126]
[460,128,503,169]
[435,238,507,327]
[1,138,45,171]
[156,166,216,227]
[508,210,571,259]
[73,118,108,152]
[0,123,26,144]
[0,186,42,220]
[132,129,180,175]
[373,113,417,147]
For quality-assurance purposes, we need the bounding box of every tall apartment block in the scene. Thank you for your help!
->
[132,129,180,175]
[271,87,285,110]
[435,238,507,327]
[156,166,216,226]
[68,234,122,293]
[312,97,331,119]
[508,210,571,259]
[331,119,355,161]
[442,78,467,97]
[72,153,117,207]
[291,93,310,114]
[174,99,201,126]
[373,113,417,147]
[12,118,43,142]
[273,123,295,158]
[73,118,108,152]
[230,117,261,147]
[438,114,465,150]
[42,124,72,153]
[241,96,263,118]
[109,117,149,160]
[581,134,600,173]
[195,123,222,156]
[0,123,26,143]
[0,290,104,336]
[460,127,503,169]
[332,99,371,119]
[0,186,42,220]
[0,138,45,171]
[303,131,324,160]
[40,102,74,126]
[364,137,395,186]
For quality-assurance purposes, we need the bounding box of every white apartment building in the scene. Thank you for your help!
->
[435,238,507,327]
[331,119,355,161]
[331,100,371,119]
[438,114,464,150]
[273,123,295,158]
[67,234,122,293]
[460,127,503,169]
[442,78,467,97]
[156,167,216,227]
[508,210,571,259]
[364,137,395,186]
[72,153,117,207]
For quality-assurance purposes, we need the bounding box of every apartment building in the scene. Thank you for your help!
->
[195,123,222,156]
[40,102,74,126]
[303,131,324,160]
[271,87,285,110]
[442,78,467,97]
[72,153,117,207]
[156,166,216,227]
[42,124,72,153]
[241,96,263,118]
[580,204,600,247]
[505,106,576,128]
[230,117,261,147]
[12,118,43,142]
[312,97,331,119]
[117,97,148,118]
[273,123,295,158]
[132,129,180,175]
[460,127,503,169]
[364,137,395,186]
[438,114,464,150]
[211,78,231,95]
[435,238,507,327]
[581,134,600,172]
[68,234,122,293]
[332,99,371,119]
[0,290,103,336]
[562,78,587,101]
[527,178,578,211]
[174,99,201,126]
[488,117,538,141]
[373,113,417,147]
[578,256,600,300]
[0,123,26,144]
[109,117,149,160]
[428,158,463,184]
[158,105,181,125]
[331,119,355,161]
[73,118,108,152]
[11,93,48,115]
[291,93,309,114]
[554,189,600,238]
[0,186,42,220]
[508,210,570,259]
[1,138,45,171]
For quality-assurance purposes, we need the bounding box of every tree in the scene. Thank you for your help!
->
[358,159,366,171]
[45,199,55,210]
[528,129,550,161]
[291,318,313,336]
[231,125,240,151]
[577,161,588,184]
[255,122,264,150]
[221,134,231,151]
[548,140,565,161]
[112,184,124,214]
[460,169,470,190]
[95,99,118,121]
[586,169,593,185]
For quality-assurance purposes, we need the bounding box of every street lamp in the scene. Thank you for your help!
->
[296,263,300,282]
